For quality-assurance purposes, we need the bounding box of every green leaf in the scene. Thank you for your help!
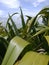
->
[27,7,49,33]
[31,27,49,38]
[10,13,18,17]
[26,15,32,24]
[17,51,49,65]
[44,36,49,45]
[8,14,19,35]
[0,37,8,64]
[23,16,32,34]
[2,36,29,65]
[38,7,49,15]
[7,22,15,40]
[6,13,19,36]
[26,17,34,33]
[20,7,25,29]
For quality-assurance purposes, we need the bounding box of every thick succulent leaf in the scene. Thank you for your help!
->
[44,36,49,45]
[6,13,19,36]
[16,51,49,65]
[28,7,49,33]
[0,37,8,64]
[25,15,32,30]
[26,15,32,24]
[44,36,49,51]
[6,22,15,41]
[26,17,34,33]
[38,8,49,26]
[31,27,49,38]
[2,36,29,65]
[26,15,32,19]
[8,14,19,35]
[38,8,49,15]
[19,16,32,38]
[20,7,25,29]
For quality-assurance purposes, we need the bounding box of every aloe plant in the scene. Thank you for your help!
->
[27,7,49,51]
[27,7,49,33]
[0,37,8,64]
[6,7,49,51]
[0,7,49,65]
[15,51,49,65]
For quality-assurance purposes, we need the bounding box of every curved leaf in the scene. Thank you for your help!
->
[28,7,49,33]
[6,13,19,36]
[2,36,29,65]
[31,27,49,38]
[8,14,19,35]
[44,36,49,45]
[15,51,49,65]
[0,37,8,64]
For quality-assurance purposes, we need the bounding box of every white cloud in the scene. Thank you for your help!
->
[37,0,45,3]
[0,10,8,17]
[33,2,39,7]
[26,0,30,1]
[24,0,46,7]
[0,10,4,16]
[32,0,46,7]
[0,0,20,8]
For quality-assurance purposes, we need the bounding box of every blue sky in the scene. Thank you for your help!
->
[0,0,49,17]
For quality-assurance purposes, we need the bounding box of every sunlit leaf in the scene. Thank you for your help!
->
[2,36,29,65]
[31,27,49,38]
[15,51,49,65]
